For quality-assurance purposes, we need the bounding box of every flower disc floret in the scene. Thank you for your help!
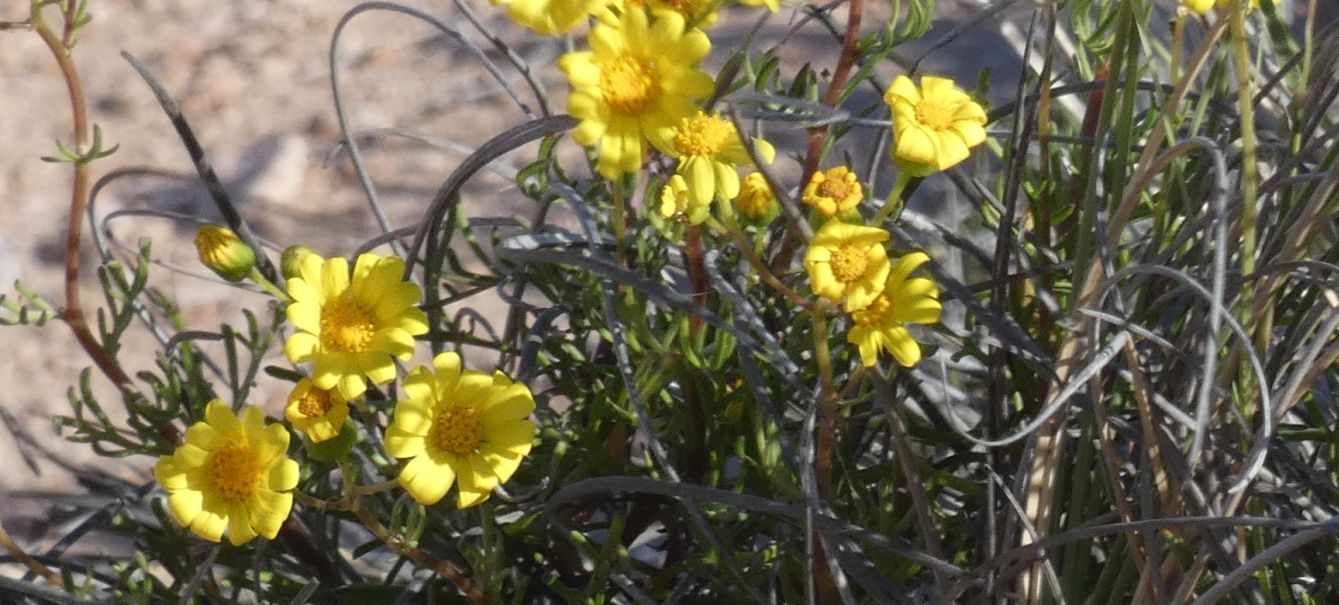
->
[558,9,714,178]
[154,401,300,545]
[885,75,987,177]
[285,378,350,443]
[847,252,942,367]
[803,166,864,216]
[284,252,429,400]
[384,352,537,508]
[804,220,892,311]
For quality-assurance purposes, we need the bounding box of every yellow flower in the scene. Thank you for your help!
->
[154,400,300,545]
[195,225,255,282]
[491,0,603,34]
[885,75,988,177]
[284,252,429,401]
[623,0,720,25]
[658,174,710,225]
[384,352,537,508]
[1182,0,1257,14]
[559,8,714,179]
[738,0,779,11]
[285,379,350,443]
[803,220,891,311]
[847,252,941,367]
[670,111,775,209]
[734,171,777,221]
[802,166,864,217]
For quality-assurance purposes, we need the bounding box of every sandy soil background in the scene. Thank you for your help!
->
[0,0,1328,560]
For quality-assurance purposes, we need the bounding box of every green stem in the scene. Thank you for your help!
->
[249,268,293,304]
[873,173,911,225]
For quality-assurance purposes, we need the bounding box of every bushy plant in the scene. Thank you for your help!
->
[4,0,1339,602]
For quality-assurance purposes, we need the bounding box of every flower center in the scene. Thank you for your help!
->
[851,293,893,326]
[431,408,484,456]
[207,444,262,503]
[914,99,956,130]
[320,295,377,353]
[829,244,869,283]
[818,176,855,201]
[297,387,334,418]
[600,54,657,114]
[673,113,733,157]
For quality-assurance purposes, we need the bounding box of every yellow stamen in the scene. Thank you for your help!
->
[320,296,377,353]
[207,444,262,503]
[914,98,956,130]
[601,54,657,114]
[829,244,869,283]
[432,408,484,456]
[673,113,734,157]
[297,388,334,418]
[851,293,892,326]
[818,174,856,201]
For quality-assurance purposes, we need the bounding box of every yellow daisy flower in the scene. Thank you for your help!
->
[491,0,603,34]
[558,8,714,178]
[384,352,537,508]
[802,165,864,217]
[847,252,942,367]
[734,171,777,221]
[670,111,775,209]
[884,75,988,177]
[283,252,429,401]
[154,400,300,545]
[284,379,350,443]
[803,220,891,311]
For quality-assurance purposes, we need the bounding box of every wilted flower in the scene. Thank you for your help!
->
[802,166,864,217]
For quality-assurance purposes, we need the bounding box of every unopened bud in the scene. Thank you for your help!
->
[194,225,255,282]
[280,245,314,281]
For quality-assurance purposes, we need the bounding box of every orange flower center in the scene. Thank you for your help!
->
[914,98,956,130]
[320,295,377,353]
[432,407,484,456]
[829,244,869,283]
[851,292,893,326]
[601,54,657,114]
[817,174,856,202]
[673,113,733,157]
[297,387,334,418]
[207,443,263,503]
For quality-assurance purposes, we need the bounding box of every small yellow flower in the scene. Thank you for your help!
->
[734,171,777,221]
[885,75,988,177]
[558,8,714,178]
[284,379,350,443]
[670,111,775,209]
[384,352,537,508]
[847,252,942,367]
[195,225,255,282]
[491,0,603,34]
[624,0,720,25]
[154,400,300,545]
[1182,0,1257,14]
[284,252,429,401]
[803,166,864,217]
[803,220,891,311]
[658,174,711,225]
[738,0,780,11]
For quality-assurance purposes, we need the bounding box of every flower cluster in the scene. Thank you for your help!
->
[160,244,539,545]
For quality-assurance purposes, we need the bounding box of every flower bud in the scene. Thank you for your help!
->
[194,225,255,282]
[734,172,778,223]
[280,245,314,281]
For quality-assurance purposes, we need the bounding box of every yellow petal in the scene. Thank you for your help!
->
[168,489,204,527]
